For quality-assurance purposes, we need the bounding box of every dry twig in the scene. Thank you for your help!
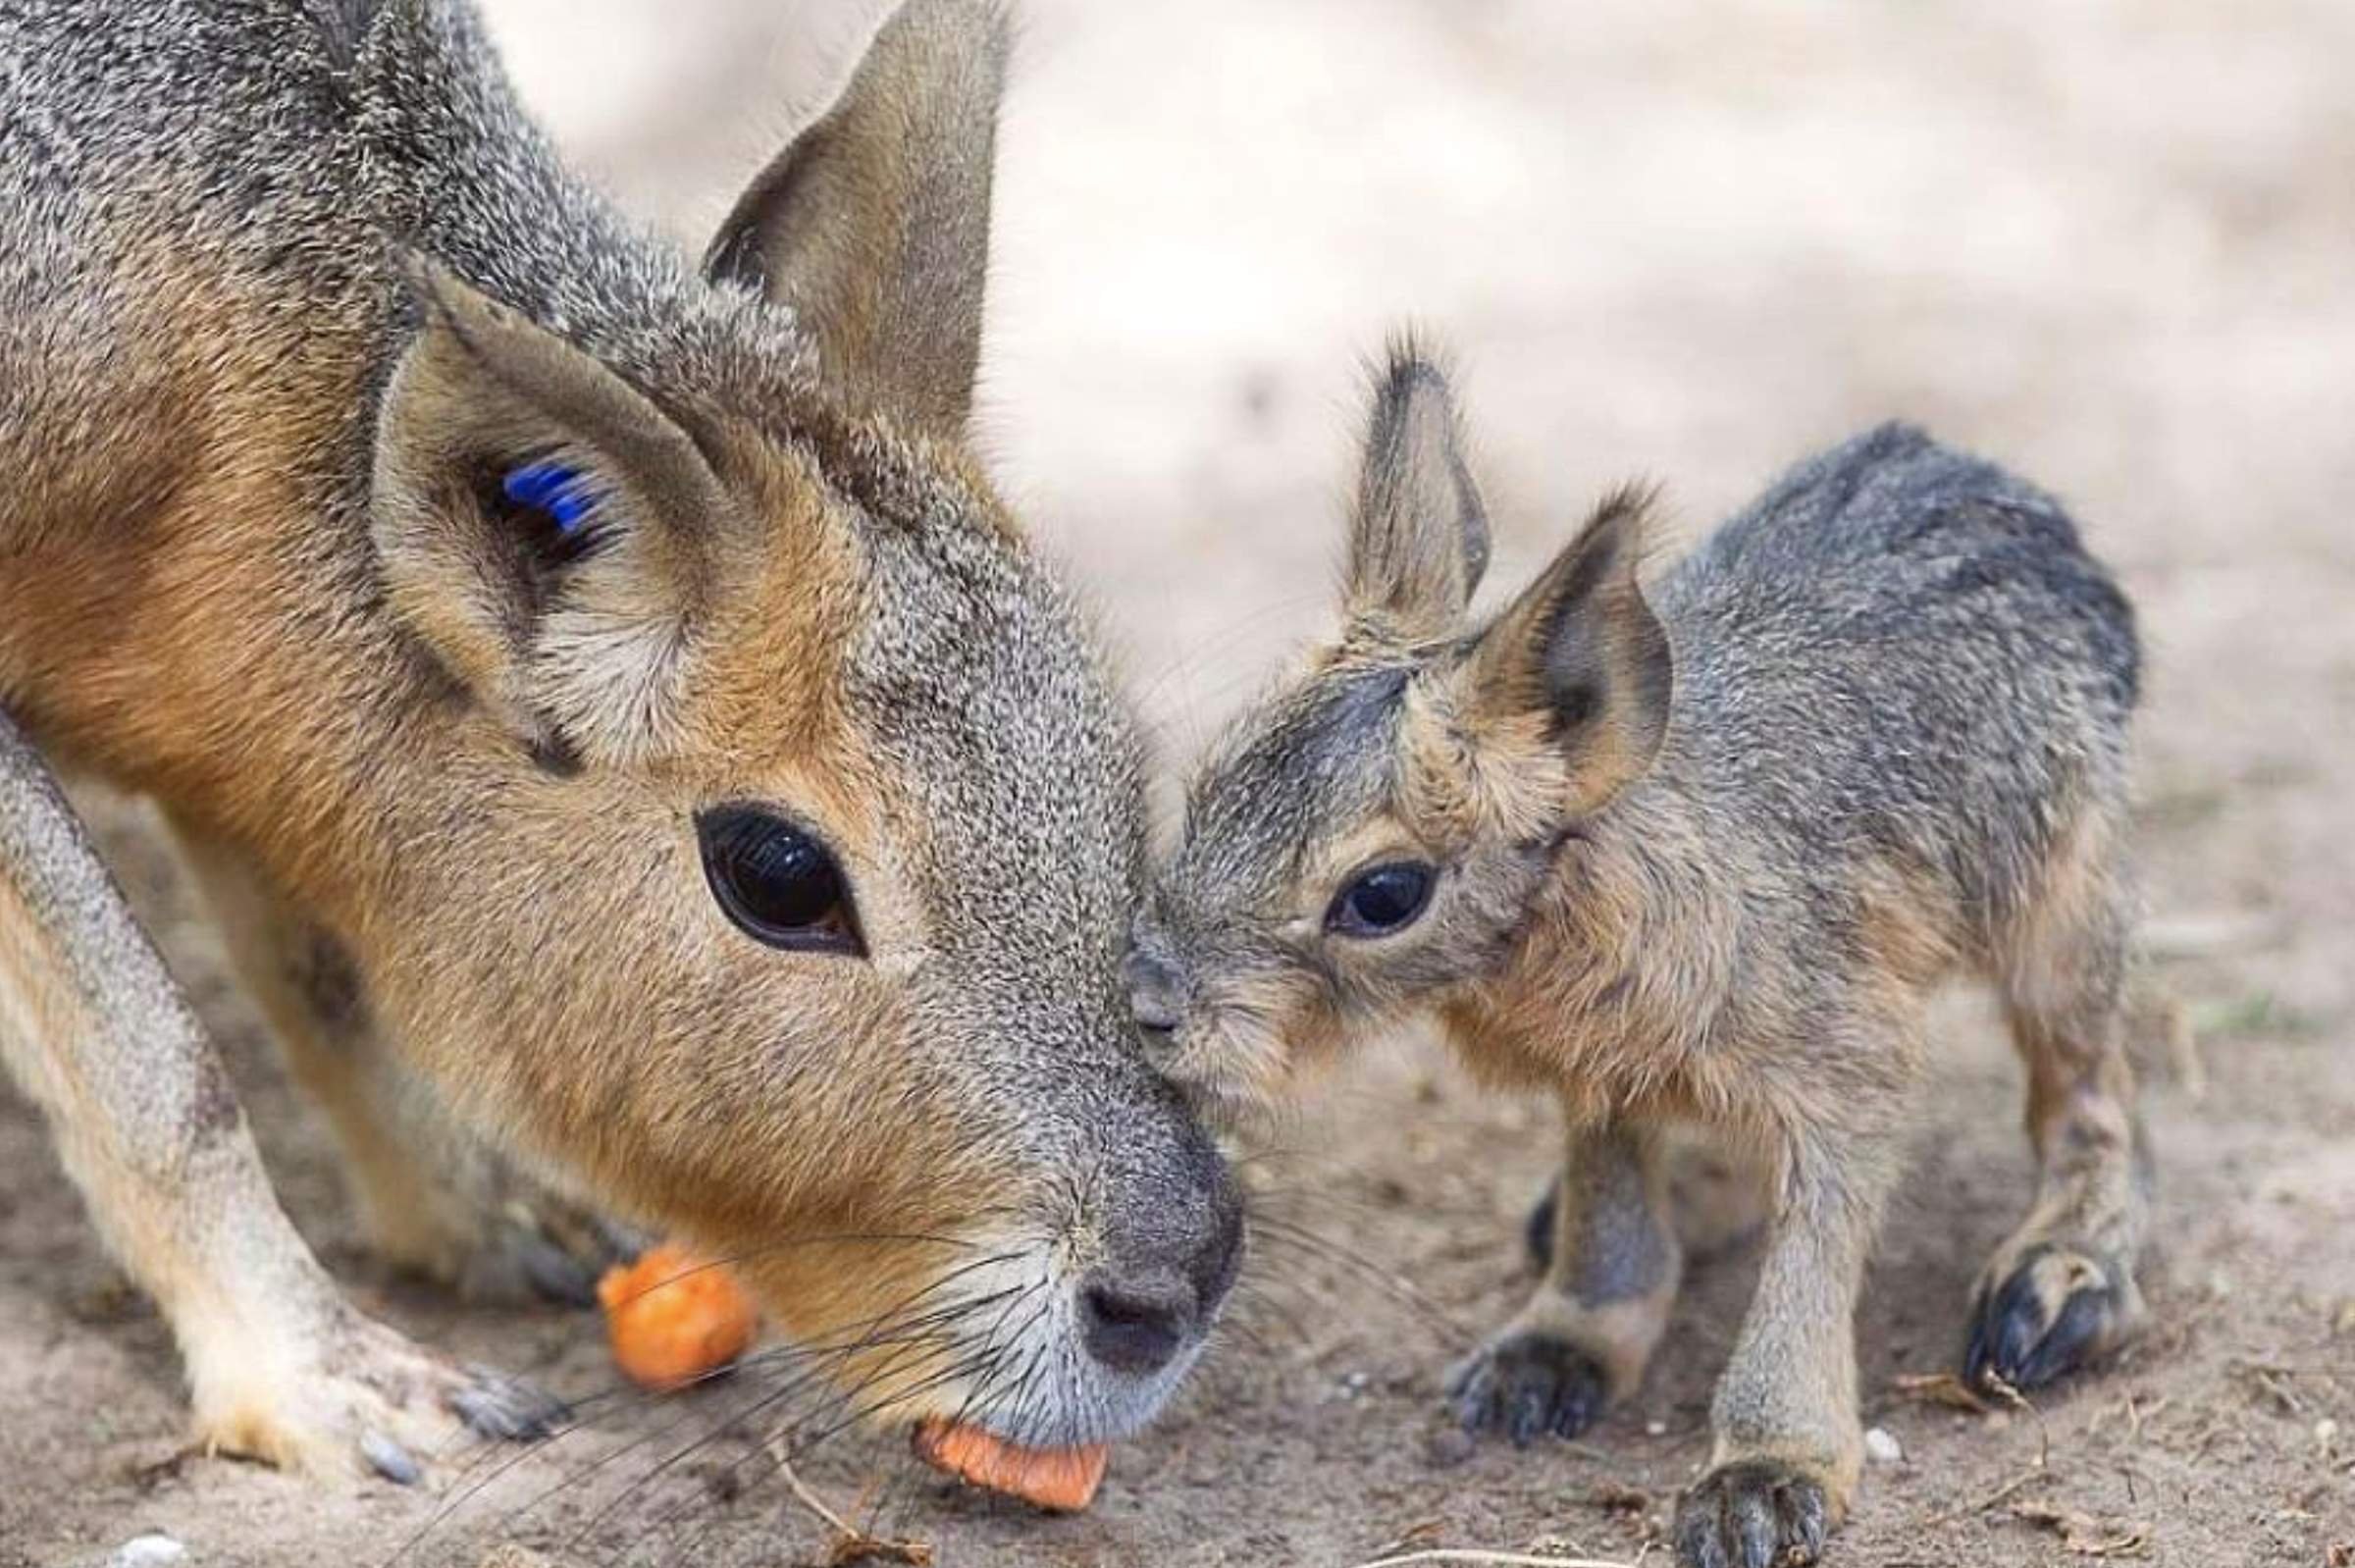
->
[2011,1499,2152,1557]
[1892,1371,1991,1413]
[1980,1371,2052,1470]
[1919,1468,2045,1530]
[762,1436,932,1567]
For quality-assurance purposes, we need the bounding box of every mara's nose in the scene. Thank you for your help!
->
[1123,946,1183,1041]
[1081,1157,1245,1377]
[1078,1271,1193,1375]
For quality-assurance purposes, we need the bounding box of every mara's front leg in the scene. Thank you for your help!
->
[1673,1116,1906,1568]
[0,710,561,1483]
[1452,1117,1681,1443]
[169,822,640,1307]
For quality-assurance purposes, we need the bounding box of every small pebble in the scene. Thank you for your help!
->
[1644,1419,1667,1437]
[2318,1417,2340,1450]
[1863,1426,1905,1466]
[108,1538,186,1568]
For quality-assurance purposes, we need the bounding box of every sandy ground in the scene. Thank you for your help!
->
[4,2,2352,1564]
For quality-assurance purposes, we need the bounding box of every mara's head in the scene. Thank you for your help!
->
[1128,344,1676,1122]
[349,0,1238,1447]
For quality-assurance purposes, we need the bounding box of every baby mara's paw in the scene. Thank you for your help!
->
[1964,1238,2143,1392]
[1446,1326,1608,1445]
[1673,1458,1832,1568]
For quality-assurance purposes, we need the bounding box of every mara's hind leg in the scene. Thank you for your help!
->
[1966,817,2151,1390]
[166,820,639,1307]
[1455,1117,1683,1443]
[1526,1124,1770,1274]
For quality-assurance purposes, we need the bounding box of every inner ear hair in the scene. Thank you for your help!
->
[371,264,734,766]
[1346,337,1491,641]
[1469,485,1674,818]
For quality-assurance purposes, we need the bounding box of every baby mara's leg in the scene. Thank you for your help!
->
[0,709,559,1483]
[1453,1118,1682,1443]
[1673,994,1927,1568]
[1525,1123,1768,1274]
[1968,812,2150,1388]
[169,822,638,1307]
[1671,1114,1906,1568]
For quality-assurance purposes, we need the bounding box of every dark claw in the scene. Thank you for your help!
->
[1731,1485,1778,1567]
[1963,1241,2126,1391]
[1674,1459,1830,1568]
[361,1429,421,1486]
[595,1217,651,1266]
[2016,1285,2106,1385]
[455,1208,640,1308]
[451,1366,570,1441]
[1524,1179,1559,1273]
[519,1234,601,1307]
[1448,1329,1608,1445]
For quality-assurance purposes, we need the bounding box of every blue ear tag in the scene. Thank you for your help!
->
[501,460,597,536]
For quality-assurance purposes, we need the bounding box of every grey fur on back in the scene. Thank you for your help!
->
[1641,422,2139,950]
[0,0,805,517]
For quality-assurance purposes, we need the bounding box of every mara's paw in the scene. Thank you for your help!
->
[193,1308,567,1485]
[1446,1327,1607,1445]
[1964,1239,2144,1392]
[451,1203,646,1309]
[1673,1459,1832,1568]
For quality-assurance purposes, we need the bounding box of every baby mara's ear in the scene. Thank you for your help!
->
[705,0,1009,440]
[1462,488,1673,819]
[1345,340,1490,641]
[372,262,737,770]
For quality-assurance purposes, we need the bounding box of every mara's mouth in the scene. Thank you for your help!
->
[876,1255,1211,1451]
[743,1237,1224,1453]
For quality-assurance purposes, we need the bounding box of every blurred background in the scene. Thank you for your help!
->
[486,0,2353,765]
[7,3,2349,1564]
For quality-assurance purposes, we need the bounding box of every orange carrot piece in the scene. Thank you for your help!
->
[913,1419,1110,1512]
[597,1242,759,1391]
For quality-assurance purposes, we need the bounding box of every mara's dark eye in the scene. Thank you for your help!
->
[1325,861,1437,938]
[697,807,864,957]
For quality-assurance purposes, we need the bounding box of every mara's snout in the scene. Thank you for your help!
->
[726,1072,1244,1450]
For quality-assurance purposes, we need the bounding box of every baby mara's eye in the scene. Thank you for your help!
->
[697,806,864,957]
[1325,861,1437,938]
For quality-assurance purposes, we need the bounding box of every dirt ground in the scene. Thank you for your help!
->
[4,1,2351,1564]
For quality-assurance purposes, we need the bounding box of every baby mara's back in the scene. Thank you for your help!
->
[1648,423,2140,963]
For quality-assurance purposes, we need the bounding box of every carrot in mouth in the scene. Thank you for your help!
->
[912,1419,1110,1512]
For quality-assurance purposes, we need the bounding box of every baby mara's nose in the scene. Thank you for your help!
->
[1123,947,1184,1042]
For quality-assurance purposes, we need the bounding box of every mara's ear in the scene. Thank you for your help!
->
[1464,488,1673,817]
[1346,342,1490,640]
[371,263,735,769]
[704,0,1009,439]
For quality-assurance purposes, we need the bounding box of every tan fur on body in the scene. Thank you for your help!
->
[1133,343,2148,1568]
[1,0,1237,1484]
